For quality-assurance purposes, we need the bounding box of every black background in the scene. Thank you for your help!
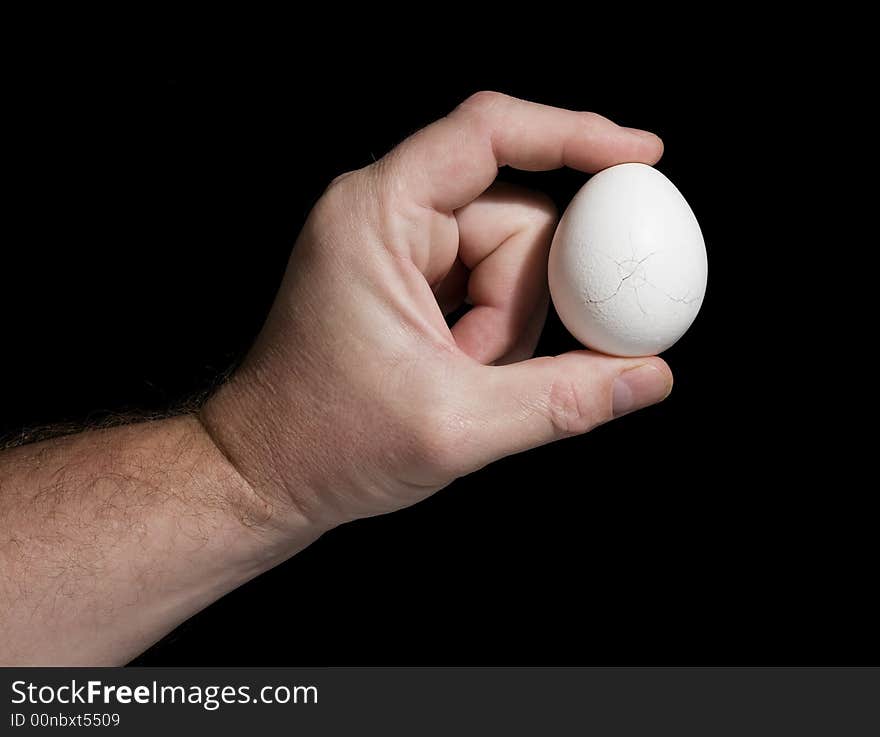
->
[4,46,864,665]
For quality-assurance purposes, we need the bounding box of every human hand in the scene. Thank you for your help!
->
[200,92,673,535]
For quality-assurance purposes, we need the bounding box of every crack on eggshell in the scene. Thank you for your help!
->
[585,251,656,305]
[585,247,699,312]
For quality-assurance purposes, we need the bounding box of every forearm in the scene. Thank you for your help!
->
[0,413,322,665]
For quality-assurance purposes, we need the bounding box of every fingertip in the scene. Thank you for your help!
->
[611,358,673,417]
[620,127,664,163]
[649,133,664,164]
[641,355,673,393]
[630,355,674,399]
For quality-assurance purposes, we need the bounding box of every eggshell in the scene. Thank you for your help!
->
[548,163,707,356]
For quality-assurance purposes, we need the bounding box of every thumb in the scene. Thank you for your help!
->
[461,351,673,469]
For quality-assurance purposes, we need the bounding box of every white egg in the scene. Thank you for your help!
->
[548,163,707,357]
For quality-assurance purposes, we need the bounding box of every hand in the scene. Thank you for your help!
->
[201,92,673,534]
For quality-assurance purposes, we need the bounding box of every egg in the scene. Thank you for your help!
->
[548,163,707,357]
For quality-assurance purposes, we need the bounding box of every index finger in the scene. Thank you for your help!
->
[385,91,664,212]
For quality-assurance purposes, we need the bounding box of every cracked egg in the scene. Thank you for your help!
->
[548,163,707,356]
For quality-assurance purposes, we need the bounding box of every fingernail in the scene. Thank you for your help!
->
[612,365,671,417]
[621,126,659,139]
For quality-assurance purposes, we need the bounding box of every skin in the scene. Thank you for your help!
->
[0,93,672,665]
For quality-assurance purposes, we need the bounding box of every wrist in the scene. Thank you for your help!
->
[197,362,338,546]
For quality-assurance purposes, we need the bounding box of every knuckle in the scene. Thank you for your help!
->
[310,167,371,233]
[407,407,469,479]
[508,191,558,252]
[521,189,558,226]
[370,154,403,208]
[577,110,611,129]
[315,172,353,214]
[545,374,601,436]
[464,89,506,107]
[326,169,357,191]
[489,183,558,235]
[457,90,509,121]
[308,188,342,236]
